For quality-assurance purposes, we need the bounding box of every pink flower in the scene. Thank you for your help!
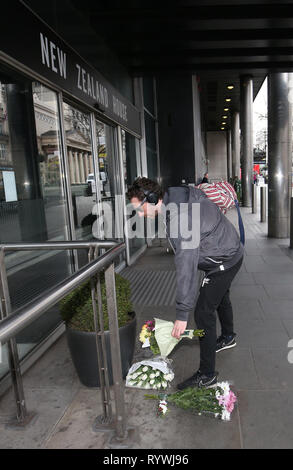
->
[145,320,155,331]
[225,391,237,413]
[217,390,237,414]
[218,395,227,406]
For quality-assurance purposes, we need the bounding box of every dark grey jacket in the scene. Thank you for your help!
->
[163,186,244,322]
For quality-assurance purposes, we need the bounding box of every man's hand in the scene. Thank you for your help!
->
[172,320,187,339]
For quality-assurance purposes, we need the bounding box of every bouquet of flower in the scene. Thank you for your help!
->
[145,382,237,421]
[126,358,174,390]
[139,318,205,357]
[139,320,160,355]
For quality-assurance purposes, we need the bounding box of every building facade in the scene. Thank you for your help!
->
[0,1,164,388]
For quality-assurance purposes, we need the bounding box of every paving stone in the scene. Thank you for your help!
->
[245,246,284,256]
[252,272,293,285]
[244,257,293,273]
[251,348,293,390]
[23,335,80,390]
[126,388,241,449]
[234,317,289,348]
[0,388,76,449]
[238,390,293,449]
[44,389,110,449]
[233,272,257,285]
[262,284,293,300]
[260,298,293,320]
[232,299,266,322]
[215,348,261,391]
[230,284,269,300]
[261,255,293,267]
[278,318,293,341]
[2,206,293,449]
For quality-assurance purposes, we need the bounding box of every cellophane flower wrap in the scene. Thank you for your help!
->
[126,357,174,390]
[145,382,237,421]
[139,318,204,358]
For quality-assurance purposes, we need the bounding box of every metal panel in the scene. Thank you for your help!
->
[268,73,292,238]
[240,75,254,207]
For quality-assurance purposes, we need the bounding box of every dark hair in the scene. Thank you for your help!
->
[126,177,164,202]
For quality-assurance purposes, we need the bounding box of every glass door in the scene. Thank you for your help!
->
[0,73,72,380]
[95,119,123,243]
[62,102,96,244]
[121,129,146,261]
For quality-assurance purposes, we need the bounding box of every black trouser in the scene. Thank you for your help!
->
[194,257,243,376]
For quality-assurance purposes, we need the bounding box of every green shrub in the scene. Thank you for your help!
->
[60,273,133,332]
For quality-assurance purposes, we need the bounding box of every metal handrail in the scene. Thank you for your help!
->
[0,242,125,345]
[0,240,128,441]
[0,241,118,252]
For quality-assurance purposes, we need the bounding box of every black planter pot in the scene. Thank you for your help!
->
[66,312,137,387]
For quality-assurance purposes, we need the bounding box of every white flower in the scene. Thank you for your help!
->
[150,379,155,385]
[128,381,136,386]
[221,410,231,421]
[164,374,172,381]
[142,374,148,381]
[159,403,168,415]
[218,382,230,396]
[150,373,156,379]
[155,371,160,377]
[142,366,148,372]
[144,384,151,390]
[137,381,143,387]
[153,385,157,389]
[162,382,168,388]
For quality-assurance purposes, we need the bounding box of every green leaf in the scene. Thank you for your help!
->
[59,273,133,331]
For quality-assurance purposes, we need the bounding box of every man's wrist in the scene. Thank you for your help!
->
[176,310,190,322]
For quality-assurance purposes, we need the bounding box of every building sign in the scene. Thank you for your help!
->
[0,1,141,136]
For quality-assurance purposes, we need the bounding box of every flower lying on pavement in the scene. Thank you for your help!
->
[145,382,237,421]
[158,399,168,417]
[127,364,174,390]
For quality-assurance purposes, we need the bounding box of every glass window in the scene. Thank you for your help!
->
[63,102,95,243]
[122,129,145,259]
[0,72,71,381]
[96,120,123,243]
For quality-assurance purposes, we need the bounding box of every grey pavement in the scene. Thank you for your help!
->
[1,205,293,449]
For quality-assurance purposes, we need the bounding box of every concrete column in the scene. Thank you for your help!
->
[84,152,89,179]
[268,73,292,238]
[226,130,232,181]
[231,111,240,179]
[68,149,75,183]
[89,154,94,173]
[79,152,85,182]
[75,151,81,183]
[240,76,254,206]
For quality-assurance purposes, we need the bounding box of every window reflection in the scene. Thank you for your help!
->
[121,129,145,258]
[0,75,71,380]
[63,102,95,242]
[33,83,69,240]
